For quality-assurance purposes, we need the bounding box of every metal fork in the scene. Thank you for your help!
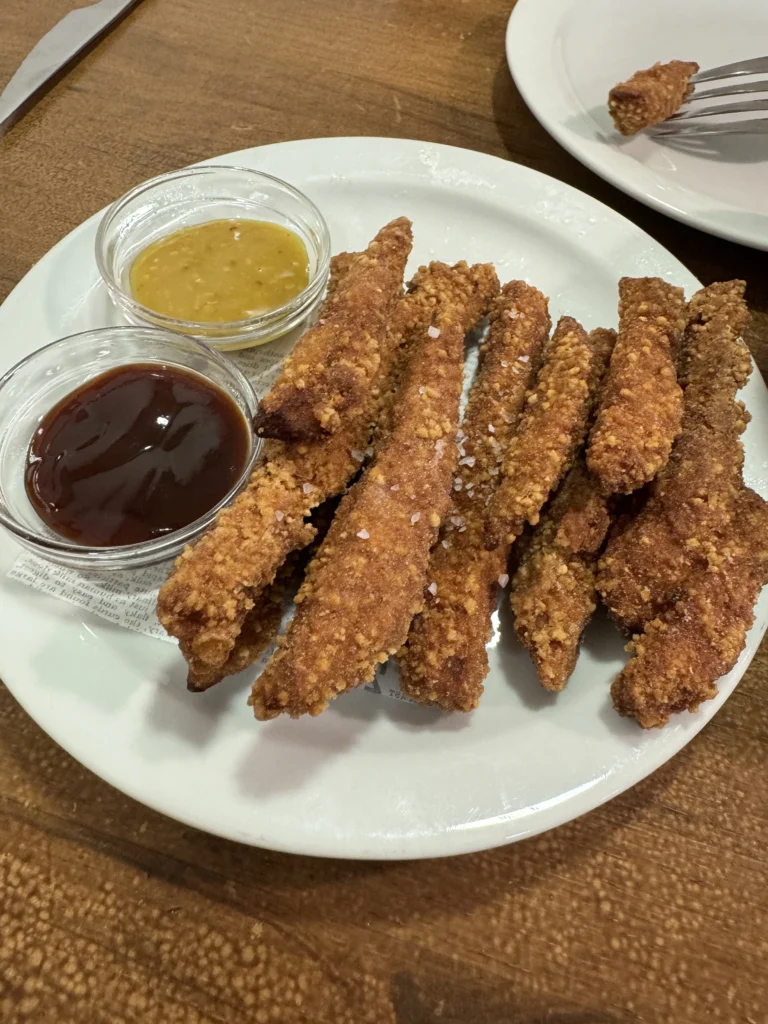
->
[651,56,768,136]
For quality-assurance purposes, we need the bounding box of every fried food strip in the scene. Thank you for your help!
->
[398,282,551,711]
[485,316,595,549]
[612,487,768,728]
[587,277,687,495]
[598,281,751,632]
[509,328,617,691]
[249,262,500,720]
[254,218,412,441]
[158,261,448,679]
[609,60,699,136]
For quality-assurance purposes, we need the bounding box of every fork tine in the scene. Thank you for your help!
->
[652,116,768,137]
[686,79,768,103]
[693,56,768,83]
[669,96,768,121]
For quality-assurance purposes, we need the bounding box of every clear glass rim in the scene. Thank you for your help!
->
[94,164,332,335]
[0,326,261,562]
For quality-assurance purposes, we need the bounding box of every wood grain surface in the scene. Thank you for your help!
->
[2,2,768,1022]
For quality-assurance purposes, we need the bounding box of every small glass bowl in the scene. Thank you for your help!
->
[95,165,331,351]
[0,327,261,570]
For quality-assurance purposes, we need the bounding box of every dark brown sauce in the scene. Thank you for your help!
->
[25,363,250,547]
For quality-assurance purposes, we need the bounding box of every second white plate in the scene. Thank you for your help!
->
[507,0,768,249]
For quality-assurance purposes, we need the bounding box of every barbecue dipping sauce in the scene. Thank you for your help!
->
[25,364,250,547]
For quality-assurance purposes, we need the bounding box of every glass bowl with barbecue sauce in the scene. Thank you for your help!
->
[96,165,331,351]
[0,327,261,569]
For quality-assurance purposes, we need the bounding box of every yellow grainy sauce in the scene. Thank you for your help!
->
[129,219,310,323]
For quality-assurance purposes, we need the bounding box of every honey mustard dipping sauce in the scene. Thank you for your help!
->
[129,219,310,324]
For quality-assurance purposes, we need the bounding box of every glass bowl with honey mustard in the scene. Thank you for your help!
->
[0,327,261,570]
[95,166,331,351]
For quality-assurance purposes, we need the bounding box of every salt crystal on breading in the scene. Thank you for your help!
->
[357,529,370,539]
[508,309,519,319]
[419,386,426,395]
[366,446,373,457]
[427,326,441,338]
[302,482,313,494]
[390,483,400,491]
[456,429,466,441]
[450,515,464,527]
[441,540,450,549]
[498,573,509,588]
[488,424,495,434]
[518,354,529,363]
[427,582,438,596]
[459,526,467,533]
[275,510,285,521]
[454,479,463,491]
[458,455,475,467]
[500,360,509,367]
[351,449,365,462]
[411,512,421,524]
[431,438,446,466]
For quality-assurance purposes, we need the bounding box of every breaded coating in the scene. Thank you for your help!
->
[509,328,617,691]
[321,251,360,309]
[184,498,339,691]
[159,256,448,679]
[612,488,768,728]
[254,218,412,441]
[485,316,594,549]
[609,60,699,136]
[249,262,500,720]
[371,263,477,453]
[399,281,551,712]
[183,561,293,692]
[510,459,611,691]
[587,277,687,495]
[598,282,751,632]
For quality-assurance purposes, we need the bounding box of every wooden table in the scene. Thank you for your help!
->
[2,2,767,1022]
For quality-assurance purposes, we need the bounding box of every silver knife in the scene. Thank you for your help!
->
[0,0,143,128]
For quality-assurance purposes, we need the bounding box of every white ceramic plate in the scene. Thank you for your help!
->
[1,137,767,860]
[507,0,768,250]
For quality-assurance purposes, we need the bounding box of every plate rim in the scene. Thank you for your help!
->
[2,134,765,860]
[505,0,768,252]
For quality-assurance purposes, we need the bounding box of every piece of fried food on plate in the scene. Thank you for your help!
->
[587,277,687,496]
